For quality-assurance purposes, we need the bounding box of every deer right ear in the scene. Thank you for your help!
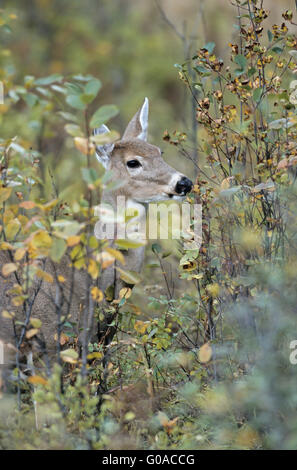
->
[93,124,114,169]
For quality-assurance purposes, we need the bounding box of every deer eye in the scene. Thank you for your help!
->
[127,160,141,169]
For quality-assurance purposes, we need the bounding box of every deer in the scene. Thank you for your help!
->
[0,98,193,379]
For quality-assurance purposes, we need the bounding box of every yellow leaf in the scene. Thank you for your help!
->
[15,247,26,261]
[192,273,204,280]
[134,320,149,334]
[106,247,125,265]
[2,262,17,277]
[35,269,53,283]
[30,231,52,255]
[0,187,12,204]
[119,287,132,300]
[2,310,14,319]
[91,286,103,302]
[27,375,48,386]
[0,241,13,250]
[19,201,36,209]
[58,275,65,283]
[12,295,26,306]
[97,251,115,270]
[60,348,78,364]
[54,332,69,346]
[67,235,81,247]
[30,318,42,329]
[6,218,21,240]
[199,343,212,363]
[26,328,39,339]
[87,258,99,280]
[206,283,220,297]
[37,199,58,212]
[87,352,103,360]
[74,137,95,155]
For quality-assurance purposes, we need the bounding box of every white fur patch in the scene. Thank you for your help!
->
[137,97,149,141]
[94,124,114,169]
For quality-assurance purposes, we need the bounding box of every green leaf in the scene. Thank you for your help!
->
[289,50,297,62]
[253,88,262,103]
[234,69,245,77]
[2,24,12,34]
[84,78,101,96]
[66,94,86,110]
[248,67,257,77]
[194,65,210,75]
[80,93,96,104]
[51,220,83,236]
[81,167,98,184]
[65,82,82,95]
[115,239,145,249]
[203,42,215,54]
[58,111,78,123]
[234,54,247,70]
[272,46,284,54]
[64,124,84,137]
[23,93,38,107]
[90,105,119,128]
[152,243,162,254]
[116,267,142,285]
[35,74,63,86]
[50,238,67,262]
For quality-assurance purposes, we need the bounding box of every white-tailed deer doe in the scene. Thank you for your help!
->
[0,98,192,371]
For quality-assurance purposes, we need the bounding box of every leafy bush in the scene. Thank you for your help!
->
[1,0,297,450]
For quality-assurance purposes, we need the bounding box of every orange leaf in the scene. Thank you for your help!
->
[67,235,81,247]
[19,201,36,209]
[28,375,48,386]
[199,342,212,363]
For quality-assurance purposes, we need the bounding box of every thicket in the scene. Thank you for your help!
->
[1,0,297,450]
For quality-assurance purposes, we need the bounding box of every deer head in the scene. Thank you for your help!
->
[93,98,193,204]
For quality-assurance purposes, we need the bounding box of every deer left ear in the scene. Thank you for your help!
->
[93,124,114,169]
[122,97,149,141]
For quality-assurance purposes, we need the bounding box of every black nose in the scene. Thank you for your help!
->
[175,176,193,195]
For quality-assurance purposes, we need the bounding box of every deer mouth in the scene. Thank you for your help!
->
[166,193,186,201]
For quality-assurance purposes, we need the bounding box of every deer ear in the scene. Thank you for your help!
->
[93,124,114,169]
[122,97,149,141]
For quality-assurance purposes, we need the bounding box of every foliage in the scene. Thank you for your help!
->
[1,0,297,451]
